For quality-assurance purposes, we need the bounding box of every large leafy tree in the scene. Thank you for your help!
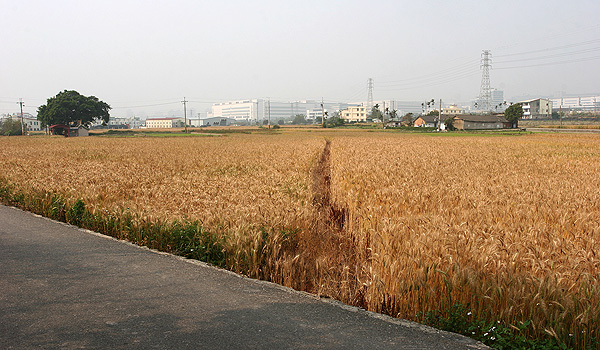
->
[37,90,111,128]
[504,103,523,128]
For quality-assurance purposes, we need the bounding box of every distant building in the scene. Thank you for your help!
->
[551,96,600,112]
[145,117,186,128]
[91,116,144,129]
[519,98,552,119]
[473,89,504,112]
[211,99,349,123]
[195,117,233,127]
[111,116,144,129]
[212,100,262,122]
[441,105,464,116]
[23,117,41,131]
[339,106,368,122]
[453,115,510,130]
[491,89,505,111]
[1,114,41,131]
[306,109,324,121]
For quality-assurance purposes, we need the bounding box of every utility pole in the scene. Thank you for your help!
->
[18,98,25,135]
[268,97,271,129]
[560,102,563,127]
[181,97,188,133]
[438,99,442,131]
[321,98,325,128]
[382,101,386,129]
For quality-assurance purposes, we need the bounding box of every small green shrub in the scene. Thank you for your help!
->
[67,199,86,225]
[420,303,598,349]
[169,221,226,267]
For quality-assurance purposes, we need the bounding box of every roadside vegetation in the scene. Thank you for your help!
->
[520,119,600,129]
[0,131,598,349]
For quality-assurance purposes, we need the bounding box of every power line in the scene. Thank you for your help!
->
[376,70,480,92]
[339,81,367,103]
[342,86,367,103]
[374,59,481,92]
[491,22,600,52]
[367,78,374,111]
[495,46,600,64]
[494,55,600,70]
[111,101,181,109]
[377,69,480,89]
[378,59,479,85]
[495,38,600,58]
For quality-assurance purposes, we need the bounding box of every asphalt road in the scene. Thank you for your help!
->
[0,205,489,349]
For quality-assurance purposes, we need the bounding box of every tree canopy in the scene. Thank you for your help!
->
[291,114,307,125]
[401,113,415,126]
[368,104,383,121]
[37,90,111,128]
[324,115,345,128]
[444,116,456,131]
[504,103,523,128]
[0,118,24,136]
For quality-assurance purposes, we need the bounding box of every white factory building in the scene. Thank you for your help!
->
[551,96,600,112]
[211,99,351,122]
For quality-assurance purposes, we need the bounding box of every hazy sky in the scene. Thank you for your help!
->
[2,0,599,117]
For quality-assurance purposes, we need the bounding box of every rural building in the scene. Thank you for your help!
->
[441,105,464,116]
[48,125,89,137]
[520,98,552,119]
[385,120,402,128]
[452,115,510,130]
[339,106,368,122]
[413,115,439,128]
[145,117,186,128]
[25,118,42,131]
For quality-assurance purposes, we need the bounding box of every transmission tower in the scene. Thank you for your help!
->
[479,50,492,112]
[367,78,374,111]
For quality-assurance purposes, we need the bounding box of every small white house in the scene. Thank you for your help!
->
[198,117,233,127]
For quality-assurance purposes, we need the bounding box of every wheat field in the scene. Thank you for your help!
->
[1,130,598,347]
[328,133,600,347]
